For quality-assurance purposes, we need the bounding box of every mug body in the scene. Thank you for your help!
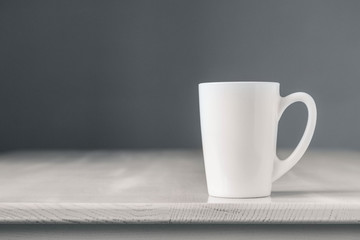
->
[199,82,280,198]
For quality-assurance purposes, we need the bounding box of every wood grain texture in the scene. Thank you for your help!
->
[0,150,359,224]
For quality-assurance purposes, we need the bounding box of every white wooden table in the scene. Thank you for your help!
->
[0,150,359,239]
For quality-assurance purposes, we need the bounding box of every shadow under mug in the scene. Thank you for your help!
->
[199,82,317,198]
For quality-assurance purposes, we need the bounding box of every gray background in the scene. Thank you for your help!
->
[0,224,359,240]
[0,0,359,151]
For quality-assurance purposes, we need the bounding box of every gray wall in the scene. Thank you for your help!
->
[0,0,359,151]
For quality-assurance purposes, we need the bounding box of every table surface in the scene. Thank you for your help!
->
[0,150,359,224]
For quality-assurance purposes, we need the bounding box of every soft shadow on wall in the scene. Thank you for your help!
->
[0,0,359,151]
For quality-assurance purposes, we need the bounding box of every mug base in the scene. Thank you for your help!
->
[208,193,270,199]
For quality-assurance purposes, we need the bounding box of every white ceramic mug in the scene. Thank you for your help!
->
[199,82,317,198]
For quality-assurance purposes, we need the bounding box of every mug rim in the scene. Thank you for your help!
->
[199,81,279,86]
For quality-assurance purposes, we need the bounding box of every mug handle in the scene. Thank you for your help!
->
[272,92,317,182]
